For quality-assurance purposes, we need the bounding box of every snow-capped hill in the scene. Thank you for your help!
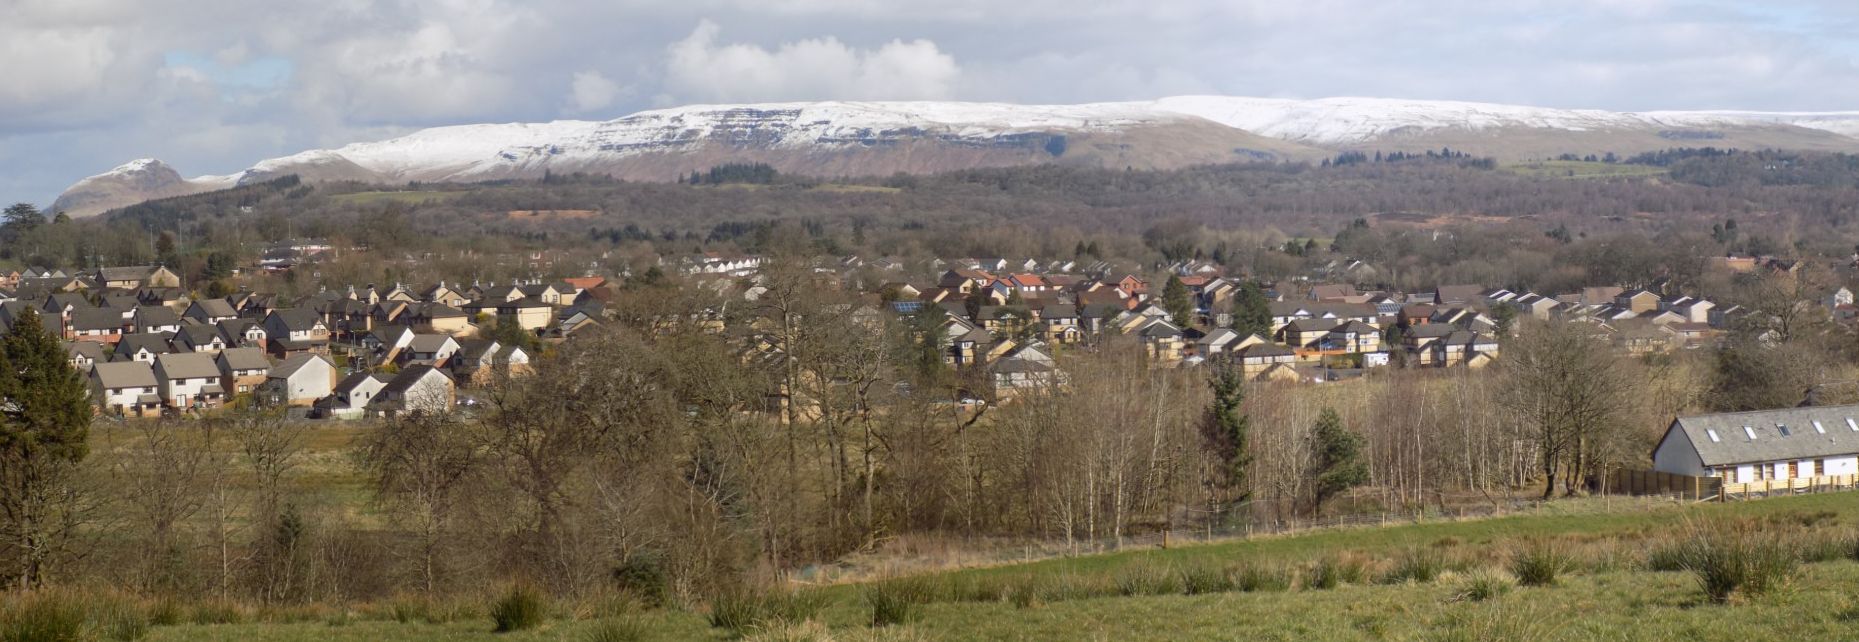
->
[1150,96,1859,144]
[59,95,1859,217]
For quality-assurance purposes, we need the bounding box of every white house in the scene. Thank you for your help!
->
[317,372,390,420]
[264,354,338,406]
[1653,405,1859,483]
[370,365,456,416]
[154,352,225,410]
[91,361,161,418]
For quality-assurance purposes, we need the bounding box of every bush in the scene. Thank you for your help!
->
[1450,569,1513,603]
[0,593,86,642]
[491,585,548,633]
[1509,540,1572,587]
[1677,522,1796,604]
[582,618,647,642]
[1385,547,1446,584]
[1235,564,1292,592]
[611,552,670,608]
[1008,577,1045,609]
[1113,564,1180,597]
[1305,555,1367,590]
[145,601,182,628]
[1180,566,1235,595]
[867,580,932,627]
[94,602,150,642]
[706,588,826,632]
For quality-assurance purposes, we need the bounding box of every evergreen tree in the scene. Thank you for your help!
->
[0,309,93,587]
[1161,274,1193,328]
[1306,408,1368,514]
[1201,365,1252,505]
[1231,282,1272,338]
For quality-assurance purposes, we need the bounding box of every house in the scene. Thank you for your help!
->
[1135,319,1185,362]
[218,318,267,349]
[69,308,127,343]
[173,324,228,353]
[1232,342,1297,379]
[1325,321,1382,354]
[1433,331,1499,368]
[402,334,461,366]
[1195,328,1244,356]
[263,354,338,406]
[113,333,175,364]
[407,303,472,335]
[988,342,1059,396]
[184,299,238,325]
[422,283,470,308]
[153,352,225,410]
[369,365,456,416]
[1614,289,1662,315]
[1652,406,1859,484]
[216,347,271,397]
[496,298,554,331]
[1433,284,1484,306]
[133,306,183,334]
[451,339,503,385]
[262,308,330,358]
[92,361,162,418]
[316,372,391,420]
[97,266,181,290]
[65,340,106,372]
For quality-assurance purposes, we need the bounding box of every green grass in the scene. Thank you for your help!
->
[112,493,1859,641]
[1503,160,1668,179]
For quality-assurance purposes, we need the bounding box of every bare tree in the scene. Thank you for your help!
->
[1500,320,1639,498]
[359,410,484,596]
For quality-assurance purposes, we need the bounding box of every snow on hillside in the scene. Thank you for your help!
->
[60,95,1859,215]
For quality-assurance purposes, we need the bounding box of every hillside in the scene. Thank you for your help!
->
[54,96,1859,217]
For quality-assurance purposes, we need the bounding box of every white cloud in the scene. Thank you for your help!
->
[662,20,959,103]
[568,70,623,113]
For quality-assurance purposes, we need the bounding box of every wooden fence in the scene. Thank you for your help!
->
[1608,469,1721,500]
[1719,474,1859,500]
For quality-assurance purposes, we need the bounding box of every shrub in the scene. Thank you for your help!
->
[1509,540,1572,587]
[491,584,548,633]
[188,601,245,626]
[1449,569,1513,603]
[1114,564,1180,597]
[144,601,182,628]
[1643,542,1687,572]
[1677,522,1796,604]
[707,588,825,632]
[867,580,932,627]
[1180,565,1235,595]
[1235,564,1292,592]
[1305,555,1367,590]
[611,552,670,608]
[1008,577,1045,609]
[582,618,648,642]
[0,593,86,642]
[94,602,150,642]
[1385,547,1446,584]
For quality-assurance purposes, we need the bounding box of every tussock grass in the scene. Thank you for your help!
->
[581,617,648,642]
[1675,520,1797,604]
[489,584,547,633]
[1383,546,1447,584]
[1448,568,1513,603]
[866,580,933,627]
[0,591,87,642]
[1178,565,1234,595]
[707,587,828,632]
[1508,539,1572,587]
[1304,554,1369,590]
[1113,563,1180,597]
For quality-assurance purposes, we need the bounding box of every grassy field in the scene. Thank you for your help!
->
[35,491,1846,641]
[1502,160,1668,179]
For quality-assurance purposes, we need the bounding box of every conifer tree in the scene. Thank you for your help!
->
[1231,281,1272,338]
[0,309,93,587]
[1162,274,1193,328]
[1306,408,1368,514]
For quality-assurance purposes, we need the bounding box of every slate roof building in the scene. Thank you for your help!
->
[1653,405,1859,484]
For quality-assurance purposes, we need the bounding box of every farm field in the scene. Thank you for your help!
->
[61,492,1858,642]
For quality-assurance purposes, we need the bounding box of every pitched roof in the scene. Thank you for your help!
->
[217,347,271,371]
[269,353,333,378]
[1665,405,1859,467]
[155,352,221,380]
[114,332,175,356]
[1235,342,1295,358]
[190,298,237,318]
[381,364,453,396]
[408,334,456,353]
[92,360,157,388]
[269,308,323,332]
[70,308,124,332]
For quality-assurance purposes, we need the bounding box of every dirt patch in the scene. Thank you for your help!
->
[505,209,598,220]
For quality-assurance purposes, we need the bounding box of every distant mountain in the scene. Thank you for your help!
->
[56,97,1859,217]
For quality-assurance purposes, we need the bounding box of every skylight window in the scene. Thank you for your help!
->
[1706,429,1721,443]
[1814,421,1826,434]
[1778,424,1791,437]
[1744,426,1757,440]
[1848,418,1857,431]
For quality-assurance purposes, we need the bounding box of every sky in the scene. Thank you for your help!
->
[4,0,1859,207]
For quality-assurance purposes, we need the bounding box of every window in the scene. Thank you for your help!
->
[1706,429,1721,443]
[1849,418,1858,432]
[1814,459,1825,477]
[1778,424,1792,437]
[1814,421,1826,434]
[1743,426,1757,440]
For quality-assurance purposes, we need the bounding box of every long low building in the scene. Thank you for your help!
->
[1653,405,1859,483]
